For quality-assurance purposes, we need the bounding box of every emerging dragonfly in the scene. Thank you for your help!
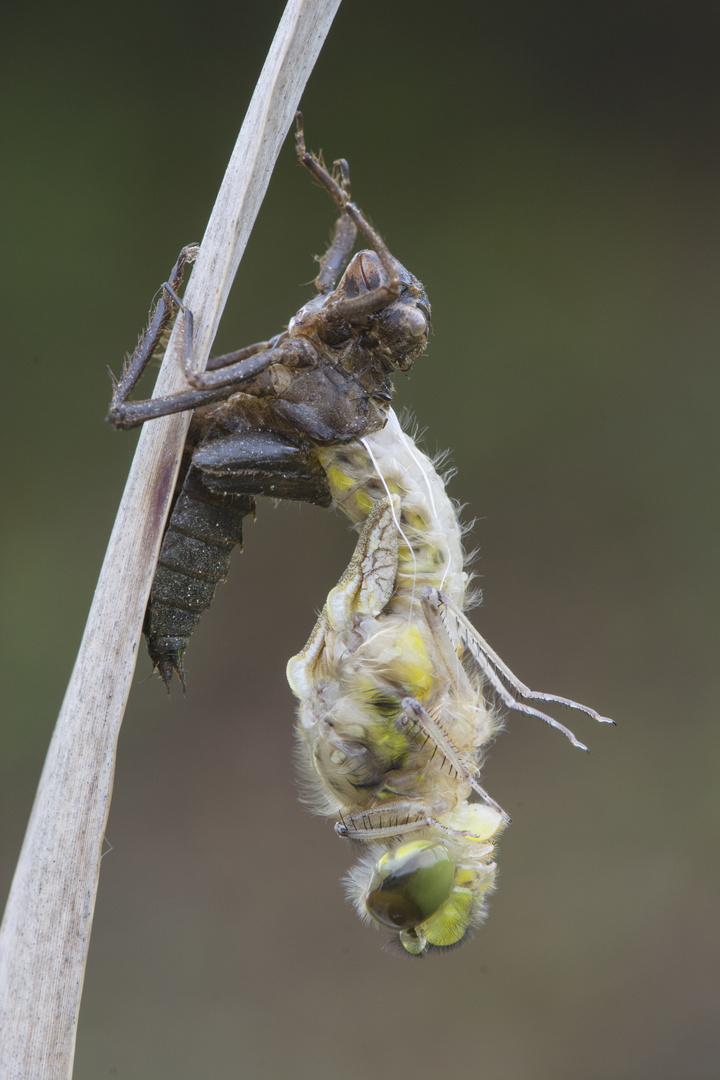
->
[288,411,613,955]
[109,119,612,953]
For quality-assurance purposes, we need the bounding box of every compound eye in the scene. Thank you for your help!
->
[380,303,427,346]
[373,302,428,371]
[366,841,455,930]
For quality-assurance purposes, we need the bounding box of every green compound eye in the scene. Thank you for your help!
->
[366,841,455,930]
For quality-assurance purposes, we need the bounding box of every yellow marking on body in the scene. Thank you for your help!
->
[403,509,429,532]
[387,625,433,701]
[323,464,356,492]
[423,887,474,947]
[444,804,505,841]
[353,488,378,515]
[363,721,411,766]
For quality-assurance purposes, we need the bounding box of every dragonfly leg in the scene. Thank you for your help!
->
[106,243,289,428]
[107,244,199,421]
[401,697,510,823]
[422,588,614,749]
[312,156,358,295]
[295,113,401,320]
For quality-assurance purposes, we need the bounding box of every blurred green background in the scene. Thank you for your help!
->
[2,1,718,1077]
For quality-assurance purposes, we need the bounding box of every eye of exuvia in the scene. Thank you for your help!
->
[365,841,455,930]
[336,251,384,298]
[375,302,428,353]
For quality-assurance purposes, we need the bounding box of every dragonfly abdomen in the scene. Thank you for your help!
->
[320,409,467,610]
[144,465,255,688]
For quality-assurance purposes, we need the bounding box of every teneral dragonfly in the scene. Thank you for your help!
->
[288,411,613,954]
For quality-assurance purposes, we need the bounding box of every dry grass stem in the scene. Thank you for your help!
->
[0,1,343,1076]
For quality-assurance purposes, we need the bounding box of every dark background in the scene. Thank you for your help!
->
[2,2,718,1077]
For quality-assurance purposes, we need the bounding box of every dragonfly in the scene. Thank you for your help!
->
[288,410,613,955]
[109,119,613,953]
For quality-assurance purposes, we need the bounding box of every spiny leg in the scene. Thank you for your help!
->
[206,337,277,371]
[108,244,199,420]
[295,113,401,320]
[108,336,302,426]
[336,811,441,841]
[109,381,241,430]
[163,274,283,376]
[400,698,510,822]
[108,313,300,428]
[422,589,615,750]
[159,280,295,393]
[106,249,298,423]
[335,807,496,847]
[313,157,358,294]
[106,244,289,427]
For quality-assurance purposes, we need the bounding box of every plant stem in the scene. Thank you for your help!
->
[0,2,342,1076]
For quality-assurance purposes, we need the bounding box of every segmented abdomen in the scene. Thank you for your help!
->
[318,409,467,609]
[145,465,255,687]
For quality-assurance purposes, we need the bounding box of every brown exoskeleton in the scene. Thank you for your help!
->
[108,116,430,688]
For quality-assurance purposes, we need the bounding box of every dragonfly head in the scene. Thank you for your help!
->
[311,251,430,371]
[346,833,498,955]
